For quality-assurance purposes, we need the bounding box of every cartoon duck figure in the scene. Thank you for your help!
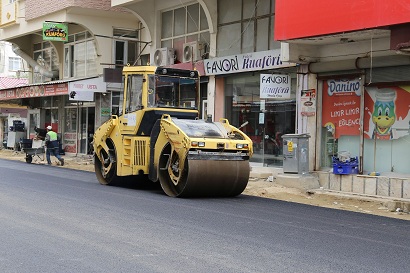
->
[372,89,396,140]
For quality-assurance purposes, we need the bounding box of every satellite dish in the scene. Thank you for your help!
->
[153,49,163,66]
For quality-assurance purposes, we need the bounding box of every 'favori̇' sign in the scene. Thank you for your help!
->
[260,74,291,99]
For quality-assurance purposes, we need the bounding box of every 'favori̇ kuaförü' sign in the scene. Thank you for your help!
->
[260,74,291,99]
[203,49,295,75]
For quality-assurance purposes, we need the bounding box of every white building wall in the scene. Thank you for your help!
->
[1,1,139,80]
[0,41,28,78]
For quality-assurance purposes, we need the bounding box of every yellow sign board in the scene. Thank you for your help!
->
[287,141,293,152]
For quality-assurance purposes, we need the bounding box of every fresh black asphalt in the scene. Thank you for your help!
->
[0,158,409,273]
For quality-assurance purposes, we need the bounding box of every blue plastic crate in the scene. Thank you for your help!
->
[333,163,358,175]
[332,156,358,175]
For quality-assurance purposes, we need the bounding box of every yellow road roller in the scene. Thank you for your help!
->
[93,66,253,197]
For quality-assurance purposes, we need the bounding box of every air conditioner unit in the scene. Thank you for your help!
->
[153,47,174,66]
[183,41,201,63]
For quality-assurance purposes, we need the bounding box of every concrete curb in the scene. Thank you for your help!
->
[311,189,410,213]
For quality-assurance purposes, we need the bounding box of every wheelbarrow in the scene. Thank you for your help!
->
[22,146,45,163]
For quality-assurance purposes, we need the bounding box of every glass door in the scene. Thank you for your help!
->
[79,107,95,154]
[28,109,40,139]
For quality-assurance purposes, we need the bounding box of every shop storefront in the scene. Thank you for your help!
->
[318,67,410,174]
[205,49,297,166]
[0,77,107,154]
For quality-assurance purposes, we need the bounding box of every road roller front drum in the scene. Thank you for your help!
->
[158,144,250,197]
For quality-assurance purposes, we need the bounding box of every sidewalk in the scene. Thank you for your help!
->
[247,162,410,220]
[0,148,409,220]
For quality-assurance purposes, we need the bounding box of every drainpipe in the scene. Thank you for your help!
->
[12,44,58,79]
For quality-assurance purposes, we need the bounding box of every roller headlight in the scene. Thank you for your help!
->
[192,141,205,147]
[236,143,249,149]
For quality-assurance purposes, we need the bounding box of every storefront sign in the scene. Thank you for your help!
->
[69,77,106,101]
[63,132,77,153]
[364,86,410,140]
[0,83,69,101]
[322,78,361,139]
[101,108,111,117]
[301,89,316,116]
[260,74,291,99]
[43,22,68,42]
[275,0,410,40]
[259,113,265,124]
[203,50,295,75]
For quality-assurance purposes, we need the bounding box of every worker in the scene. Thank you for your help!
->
[45,125,64,166]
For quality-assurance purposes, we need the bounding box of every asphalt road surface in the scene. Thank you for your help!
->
[1,158,409,273]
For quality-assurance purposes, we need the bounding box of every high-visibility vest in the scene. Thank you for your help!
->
[47,131,58,141]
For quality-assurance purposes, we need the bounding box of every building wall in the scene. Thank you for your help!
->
[25,0,119,20]
[214,77,224,120]
[3,9,138,82]
[0,41,28,78]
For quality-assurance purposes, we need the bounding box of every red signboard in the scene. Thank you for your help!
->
[0,83,68,101]
[275,0,410,40]
[322,78,361,139]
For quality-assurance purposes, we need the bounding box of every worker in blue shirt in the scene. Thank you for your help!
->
[45,125,64,166]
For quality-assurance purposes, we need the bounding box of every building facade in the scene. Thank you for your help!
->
[1,0,297,166]
[275,0,410,175]
[113,0,297,167]
[0,0,141,154]
[0,41,29,147]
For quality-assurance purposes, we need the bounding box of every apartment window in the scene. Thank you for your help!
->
[33,41,58,83]
[8,57,21,71]
[113,28,139,68]
[64,31,97,78]
[160,3,210,62]
[217,0,278,56]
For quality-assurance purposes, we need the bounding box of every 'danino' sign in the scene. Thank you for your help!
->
[322,78,362,138]
[260,74,291,99]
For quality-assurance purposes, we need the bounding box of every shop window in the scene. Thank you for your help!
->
[363,86,410,174]
[321,81,410,174]
[44,108,59,132]
[41,97,51,108]
[64,108,78,153]
[225,72,296,167]
[64,31,97,79]
[320,78,361,170]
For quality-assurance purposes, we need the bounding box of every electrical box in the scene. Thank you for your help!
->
[282,134,310,174]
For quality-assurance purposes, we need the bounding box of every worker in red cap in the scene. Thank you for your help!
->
[45,125,64,166]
